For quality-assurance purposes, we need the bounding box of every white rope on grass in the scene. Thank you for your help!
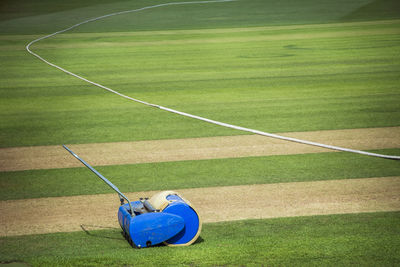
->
[26,0,400,160]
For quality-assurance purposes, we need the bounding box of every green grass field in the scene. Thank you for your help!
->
[1,0,399,147]
[1,0,400,266]
[1,148,400,201]
[1,212,399,266]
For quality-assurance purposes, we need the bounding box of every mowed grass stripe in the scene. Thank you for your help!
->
[37,21,400,85]
[1,212,399,266]
[34,24,400,49]
[14,19,399,40]
[1,127,398,172]
[1,149,399,201]
[2,0,400,35]
[1,177,399,237]
[1,19,399,147]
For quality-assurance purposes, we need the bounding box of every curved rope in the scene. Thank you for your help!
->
[26,0,400,160]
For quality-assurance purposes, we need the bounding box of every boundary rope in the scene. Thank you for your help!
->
[26,0,400,160]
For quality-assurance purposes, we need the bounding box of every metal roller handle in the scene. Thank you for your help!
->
[63,145,134,214]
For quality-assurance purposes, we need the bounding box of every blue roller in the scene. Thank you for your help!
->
[63,145,201,248]
[147,191,202,246]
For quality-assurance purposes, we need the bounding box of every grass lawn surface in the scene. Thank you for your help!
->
[0,149,399,201]
[1,212,399,266]
[1,0,399,147]
[1,0,399,266]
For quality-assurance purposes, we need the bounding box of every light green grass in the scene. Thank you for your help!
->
[1,0,400,147]
[1,212,399,266]
[1,149,399,201]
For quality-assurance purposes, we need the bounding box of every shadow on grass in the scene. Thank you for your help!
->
[80,224,122,241]
[341,0,400,21]
[80,224,205,248]
[0,261,30,267]
[0,0,132,22]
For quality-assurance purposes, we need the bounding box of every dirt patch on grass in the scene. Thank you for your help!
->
[0,177,399,237]
[1,127,399,172]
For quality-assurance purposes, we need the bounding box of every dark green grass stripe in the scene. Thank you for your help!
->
[1,149,399,201]
[1,212,399,266]
[3,0,400,35]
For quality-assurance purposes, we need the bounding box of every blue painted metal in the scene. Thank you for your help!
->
[163,194,200,245]
[130,212,185,248]
[118,202,185,248]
